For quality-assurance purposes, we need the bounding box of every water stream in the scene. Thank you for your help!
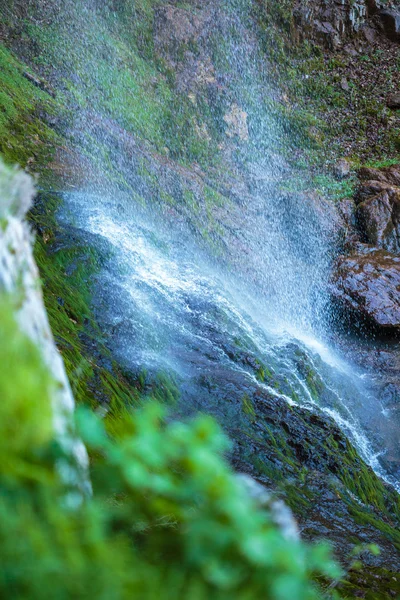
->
[49,0,399,491]
[60,189,400,491]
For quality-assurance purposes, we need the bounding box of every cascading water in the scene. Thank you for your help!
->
[47,0,399,490]
[60,186,399,491]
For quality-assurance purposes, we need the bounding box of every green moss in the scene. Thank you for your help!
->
[362,157,400,169]
[0,296,54,461]
[28,192,142,413]
[242,394,256,419]
[22,2,219,170]
[0,44,63,171]
[339,567,400,600]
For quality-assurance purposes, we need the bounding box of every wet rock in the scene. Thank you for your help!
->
[355,179,397,204]
[379,8,400,43]
[331,246,400,329]
[337,197,356,232]
[356,187,400,252]
[387,93,400,109]
[354,165,400,252]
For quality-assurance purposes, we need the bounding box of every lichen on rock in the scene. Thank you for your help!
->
[0,158,89,495]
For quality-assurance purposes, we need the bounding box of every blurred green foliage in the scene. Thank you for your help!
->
[0,296,342,599]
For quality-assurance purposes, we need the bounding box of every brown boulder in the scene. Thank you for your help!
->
[354,165,400,252]
[358,164,400,186]
[331,245,400,329]
[355,179,396,204]
[387,93,400,110]
[356,187,400,252]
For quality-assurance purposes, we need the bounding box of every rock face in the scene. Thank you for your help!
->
[0,160,89,493]
[293,0,385,48]
[356,165,400,252]
[331,164,400,330]
[379,7,400,42]
[293,0,400,48]
[331,244,400,328]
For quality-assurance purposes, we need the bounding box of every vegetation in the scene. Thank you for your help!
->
[0,297,341,599]
[255,0,400,195]
[0,44,62,172]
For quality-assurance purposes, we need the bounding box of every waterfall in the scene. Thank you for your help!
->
[38,0,399,491]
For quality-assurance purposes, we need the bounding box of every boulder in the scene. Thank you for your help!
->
[330,245,400,329]
[379,8,400,43]
[356,187,400,252]
[355,179,396,204]
[387,93,400,109]
[358,164,400,186]
[354,165,400,252]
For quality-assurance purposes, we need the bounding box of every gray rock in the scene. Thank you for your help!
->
[379,8,400,43]
[333,158,351,179]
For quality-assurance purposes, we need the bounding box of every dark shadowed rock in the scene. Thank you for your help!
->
[366,0,380,16]
[331,245,400,329]
[387,93,400,109]
[379,8,400,43]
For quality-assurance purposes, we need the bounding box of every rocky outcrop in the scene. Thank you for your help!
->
[379,7,400,42]
[355,166,400,255]
[331,163,400,330]
[331,244,400,328]
[293,0,399,48]
[355,173,400,254]
[0,160,89,493]
[293,0,374,48]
